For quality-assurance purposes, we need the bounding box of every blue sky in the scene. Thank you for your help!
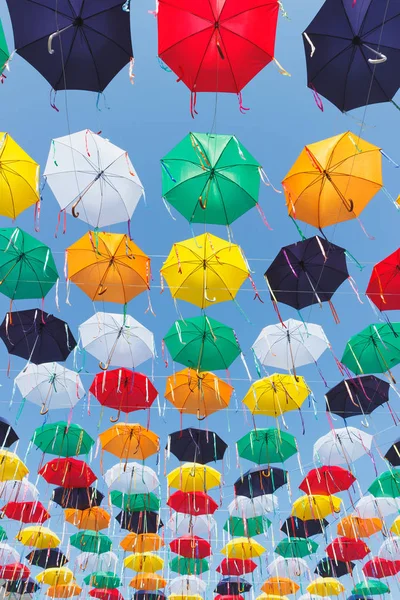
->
[1,0,400,597]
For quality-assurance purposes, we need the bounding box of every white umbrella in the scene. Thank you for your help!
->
[75,551,118,573]
[298,595,326,600]
[104,462,159,494]
[166,514,216,537]
[313,427,373,466]
[168,576,207,596]
[44,130,144,228]
[252,319,329,372]
[15,363,85,414]
[379,536,400,560]
[79,312,155,370]
[0,478,39,503]
[228,495,278,518]
[267,556,310,578]
[355,495,400,519]
[0,542,19,564]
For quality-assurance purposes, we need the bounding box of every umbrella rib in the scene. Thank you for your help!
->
[22,0,71,20]
[1,164,39,199]
[220,22,274,58]
[0,169,18,219]
[81,23,132,56]
[214,171,259,205]
[77,27,103,92]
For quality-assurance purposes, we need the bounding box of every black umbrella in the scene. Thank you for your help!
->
[214,577,252,595]
[385,439,400,467]
[281,516,328,538]
[51,486,104,510]
[234,465,288,498]
[133,594,166,600]
[3,578,40,594]
[326,376,390,419]
[0,309,76,364]
[0,417,18,448]
[315,557,354,578]
[26,548,69,568]
[116,510,163,534]
[167,428,227,464]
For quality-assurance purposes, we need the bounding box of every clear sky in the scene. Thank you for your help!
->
[0,0,400,598]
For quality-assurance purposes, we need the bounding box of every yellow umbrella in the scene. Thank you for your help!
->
[64,507,111,531]
[99,424,159,460]
[307,577,345,597]
[257,596,289,600]
[17,526,60,549]
[0,450,29,481]
[36,568,75,586]
[129,573,166,591]
[391,515,400,535]
[291,495,342,520]
[167,463,221,492]
[0,132,40,219]
[261,577,299,595]
[161,233,250,309]
[120,533,164,553]
[221,537,265,559]
[168,596,203,600]
[242,374,310,417]
[124,552,164,573]
[46,585,82,598]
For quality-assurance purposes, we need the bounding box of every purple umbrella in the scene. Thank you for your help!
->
[303,0,400,112]
[265,235,349,311]
[6,0,133,92]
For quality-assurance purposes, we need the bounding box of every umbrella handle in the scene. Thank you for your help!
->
[48,24,74,54]
[196,409,206,421]
[40,403,49,416]
[72,198,81,218]
[110,410,121,423]
[97,284,108,296]
[364,44,387,64]
[99,360,110,371]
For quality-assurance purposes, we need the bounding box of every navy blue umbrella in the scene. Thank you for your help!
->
[167,428,228,464]
[234,465,288,498]
[26,548,69,568]
[51,486,104,510]
[385,438,400,467]
[5,0,133,92]
[0,309,76,364]
[0,417,18,448]
[281,516,328,538]
[116,510,163,534]
[214,577,252,595]
[326,375,390,419]
[133,594,166,600]
[304,0,400,112]
[316,557,354,578]
[3,579,40,594]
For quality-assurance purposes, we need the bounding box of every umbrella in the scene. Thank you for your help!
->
[221,538,265,559]
[3,579,39,594]
[0,23,9,73]
[363,557,399,578]
[307,578,344,596]
[51,486,104,510]
[167,576,207,596]
[0,133,39,219]
[17,526,60,548]
[167,428,227,464]
[313,427,373,466]
[36,568,75,586]
[342,323,400,380]
[161,132,261,225]
[234,465,287,497]
[133,595,165,600]
[0,228,58,300]
[110,492,160,512]
[99,424,159,460]
[84,572,121,589]
[0,310,76,365]
[0,543,19,564]
[216,559,257,576]
[64,507,110,530]
[326,376,390,418]
[237,429,298,464]
[32,422,94,457]
[70,530,112,554]
[315,557,354,579]
[1,501,50,524]
[379,536,400,560]
[265,236,349,310]
[367,248,400,312]
[166,514,215,538]
[215,578,251,595]
[164,316,241,371]
[165,369,233,419]
[326,537,370,562]
[46,584,82,598]
[167,463,221,492]
[0,525,7,541]
[228,495,278,518]
[0,563,31,581]
[304,0,400,112]
[26,549,68,569]
[90,370,158,423]
[6,2,133,92]
[79,312,154,370]
[0,417,18,448]
[369,469,400,498]
[242,374,310,417]
[90,591,124,600]
[16,363,85,414]
[292,495,342,520]
[275,537,318,559]
[282,131,382,229]
[0,450,28,481]
[104,462,159,494]
[67,232,150,304]
[166,491,218,516]
[261,578,299,596]
[352,580,389,597]
[169,557,208,576]
[299,466,356,495]
[385,439,400,466]
[158,0,279,96]
[45,131,143,227]
[267,557,310,579]
[281,517,328,538]
[356,495,400,519]
[116,510,163,534]
[252,319,329,372]
[124,553,164,573]
[337,516,382,539]
[129,574,166,591]
[224,515,271,537]
[161,233,249,309]
[119,533,164,553]
[0,478,38,503]
[169,535,212,559]
[75,551,117,573]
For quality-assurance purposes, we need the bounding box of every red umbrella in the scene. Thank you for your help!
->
[89,590,124,600]
[363,557,400,578]
[167,491,218,516]
[366,248,400,311]
[38,458,97,488]
[216,559,257,576]
[326,537,370,562]
[299,466,356,495]
[0,563,31,581]
[169,535,212,559]
[90,370,158,422]
[158,0,279,110]
[1,501,50,524]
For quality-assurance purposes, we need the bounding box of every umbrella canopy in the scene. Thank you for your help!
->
[356,495,400,519]
[313,427,373,466]
[281,517,328,538]
[261,578,299,596]
[363,557,400,578]
[84,572,121,589]
[367,248,400,311]
[369,469,400,498]
[2,501,50,524]
[341,323,400,378]
[0,228,58,300]
[337,516,382,539]
[385,439,400,466]
[90,591,124,600]
[234,465,288,497]
[99,424,159,460]
[36,567,75,586]
[26,549,68,569]
[0,417,18,448]
[0,310,76,365]
[116,510,163,534]
[64,507,110,530]
[315,557,354,579]
[299,466,356,495]
[0,542,19,564]
[166,491,218,516]
[167,576,206,596]
[224,515,271,537]
[67,232,150,304]
[326,376,390,418]
[80,312,155,370]
[32,422,94,457]
[292,495,342,520]
[265,236,348,310]
[216,559,257,576]
[45,131,143,227]
[6,2,133,92]
[16,363,85,414]
[51,486,104,510]
[124,553,164,573]
[166,513,215,538]
[0,26,9,74]
[0,525,7,541]
[46,584,82,598]
[110,492,160,512]
[352,580,389,597]
[215,578,251,595]
[17,526,60,548]
[167,428,227,464]
[267,557,310,578]
[282,131,382,229]
[161,132,261,225]
[74,551,117,573]
[169,557,208,576]
[304,0,400,112]
[161,233,249,308]
[228,495,278,518]
[165,369,233,418]
[275,537,318,559]
[0,563,31,581]
[3,579,39,594]
[221,538,265,559]
[379,536,400,560]
[169,535,212,559]
[164,316,241,371]
[0,478,38,504]
[167,463,221,492]
[242,374,310,417]
[0,450,28,481]
[326,537,370,562]
[70,530,112,554]
[120,533,164,553]
[237,429,298,464]
[104,462,159,494]
[307,578,344,597]
[129,573,166,591]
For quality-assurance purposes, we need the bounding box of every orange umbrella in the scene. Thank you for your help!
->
[129,573,166,591]
[64,507,111,531]
[165,369,233,419]
[99,424,159,460]
[337,515,382,539]
[67,232,150,304]
[120,533,164,553]
[46,585,82,598]
[261,577,299,596]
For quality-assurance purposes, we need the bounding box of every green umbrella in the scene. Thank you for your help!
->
[161,132,261,226]
[70,530,112,554]
[0,21,9,73]
[0,526,7,541]
[275,537,318,559]
[110,491,160,512]
[31,422,95,457]
[352,579,389,596]
[369,469,400,498]
[223,515,271,537]
[169,557,209,575]
[236,429,298,464]
[84,571,121,589]
[341,323,400,379]
[0,228,58,300]
[164,316,241,371]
